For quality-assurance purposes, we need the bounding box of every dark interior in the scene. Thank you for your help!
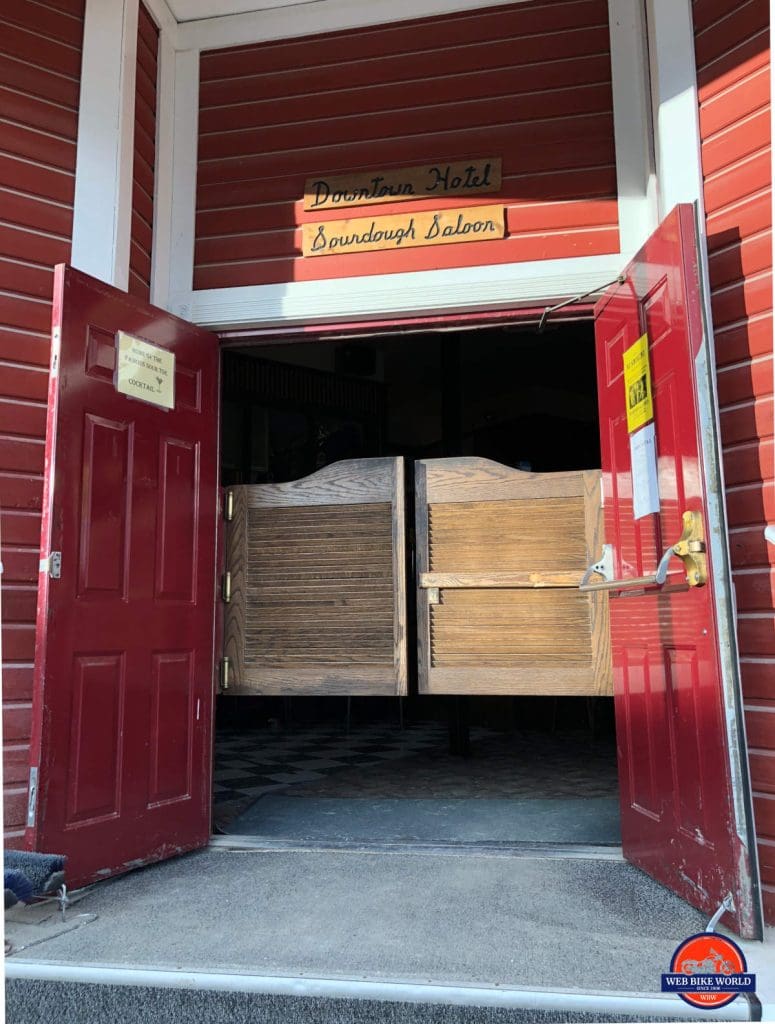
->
[213,321,618,843]
[220,321,601,485]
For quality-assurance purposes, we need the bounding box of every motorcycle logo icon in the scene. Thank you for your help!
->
[662,933,755,1009]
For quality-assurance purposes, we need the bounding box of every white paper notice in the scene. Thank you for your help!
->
[630,422,660,520]
[116,331,175,410]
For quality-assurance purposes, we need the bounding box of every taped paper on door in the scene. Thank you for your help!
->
[623,333,653,433]
[116,331,175,410]
[630,422,660,520]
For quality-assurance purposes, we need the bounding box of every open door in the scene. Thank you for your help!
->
[415,458,612,696]
[27,266,220,888]
[222,457,407,695]
[590,205,762,938]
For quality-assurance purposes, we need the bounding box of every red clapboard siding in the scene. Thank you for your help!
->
[693,0,774,920]
[0,0,85,845]
[194,0,619,289]
[128,3,158,300]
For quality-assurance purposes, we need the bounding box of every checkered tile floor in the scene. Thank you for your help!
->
[212,720,619,833]
[213,721,449,809]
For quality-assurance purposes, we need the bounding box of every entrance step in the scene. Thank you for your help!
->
[4,848,760,1022]
[5,966,755,1023]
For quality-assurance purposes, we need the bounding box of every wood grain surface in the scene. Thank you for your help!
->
[223,457,407,695]
[415,457,613,696]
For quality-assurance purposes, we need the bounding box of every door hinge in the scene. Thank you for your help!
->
[26,766,38,828]
[224,491,234,522]
[222,571,232,603]
[39,552,62,579]
[219,657,231,692]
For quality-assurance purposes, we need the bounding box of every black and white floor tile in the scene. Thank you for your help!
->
[212,720,619,832]
[212,721,450,824]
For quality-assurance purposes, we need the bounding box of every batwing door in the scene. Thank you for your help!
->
[415,458,612,696]
[590,205,762,938]
[222,457,407,695]
[27,267,220,888]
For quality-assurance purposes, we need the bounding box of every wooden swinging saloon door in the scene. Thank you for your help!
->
[222,458,407,695]
[415,459,612,696]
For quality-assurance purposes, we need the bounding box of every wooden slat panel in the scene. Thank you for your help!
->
[429,497,587,572]
[431,590,593,665]
[195,0,618,288]
[416,457,611,696]
[224,457,406,695]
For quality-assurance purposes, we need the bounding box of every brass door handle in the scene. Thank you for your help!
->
[580,510,707,593]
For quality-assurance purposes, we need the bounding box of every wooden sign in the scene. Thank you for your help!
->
[116,331,175,410]
[302,205,505,258]
[304,158,501,212]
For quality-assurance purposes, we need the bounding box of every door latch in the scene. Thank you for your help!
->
[580,544,614,587]
[672,509,707,587]
[580,511,707,592]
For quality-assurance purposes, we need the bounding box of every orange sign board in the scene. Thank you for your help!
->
[302,204,505,258]
[304,158,501,212]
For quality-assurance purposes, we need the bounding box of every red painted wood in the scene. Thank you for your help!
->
[129,3,158,301]
[0,1,84,845]
[693,0,774,921]
[27,266,220,887]
[594,205,761,937]
[195,0,618,288]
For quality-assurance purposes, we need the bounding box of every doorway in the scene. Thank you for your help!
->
[214,318,619,848]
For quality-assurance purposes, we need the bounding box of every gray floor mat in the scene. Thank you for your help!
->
[225,795,621,844]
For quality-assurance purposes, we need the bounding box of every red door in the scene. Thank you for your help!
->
[593,206,762,938]
[26,266,220,887]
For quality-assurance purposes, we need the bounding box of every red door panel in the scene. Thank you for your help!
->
[594,205,762,939]
[27,266,220,887]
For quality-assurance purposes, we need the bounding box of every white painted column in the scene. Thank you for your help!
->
[607,0,658,253]
[645,0,705,215]
[157,48,199,317]
[71,0,140,290]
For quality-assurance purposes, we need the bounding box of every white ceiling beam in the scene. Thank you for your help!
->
[176,0,534,52]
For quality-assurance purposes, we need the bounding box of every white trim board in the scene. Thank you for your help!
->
[174,253,629,329]
[177,0,537,51]
[142,0,178,35]
[71,0,140,290]
[163,0,655,330]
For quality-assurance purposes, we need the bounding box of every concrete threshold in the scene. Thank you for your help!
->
[209,834,625,859]
[5,847,772,1022]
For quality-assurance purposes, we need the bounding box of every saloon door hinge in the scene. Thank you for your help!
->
[219,657,231,692]
[221,571,232,603]
[224,491,234,522]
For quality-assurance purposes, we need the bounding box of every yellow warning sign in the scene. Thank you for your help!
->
[623,333,653,433]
